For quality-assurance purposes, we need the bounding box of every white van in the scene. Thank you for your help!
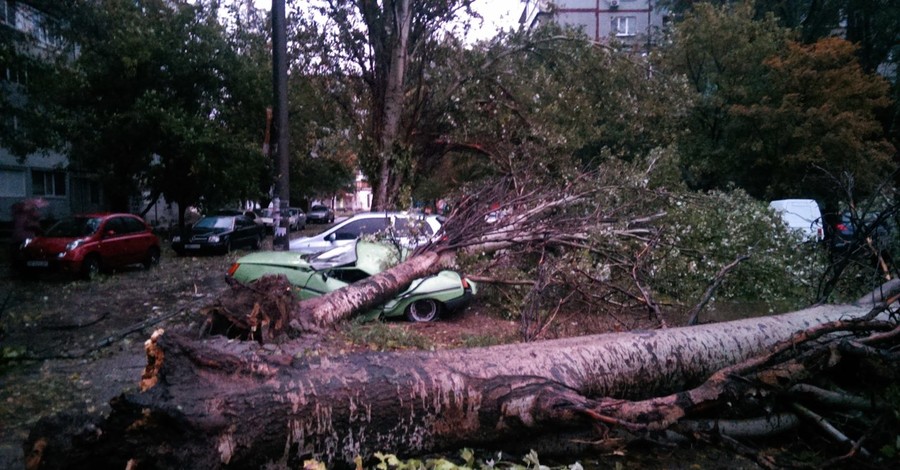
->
[768,199,823,242]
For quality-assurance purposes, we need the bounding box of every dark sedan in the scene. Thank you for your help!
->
[171,214,265,255]
[830,211,893,253]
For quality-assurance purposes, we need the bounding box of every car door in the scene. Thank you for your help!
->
[99,217,130,268]
[120,216,151,264]
[232,216,253,248]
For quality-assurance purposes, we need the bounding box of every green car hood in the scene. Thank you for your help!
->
[234,250,312,270]
[235,241,401,275]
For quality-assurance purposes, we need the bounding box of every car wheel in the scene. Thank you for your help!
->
[405,299,441,322]
[252,235,262,250]
[223,240,232,255]
[81,255,101,281]
[143,246,161,269]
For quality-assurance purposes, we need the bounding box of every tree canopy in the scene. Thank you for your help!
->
[33,0,272,219]
[663,1,895,208]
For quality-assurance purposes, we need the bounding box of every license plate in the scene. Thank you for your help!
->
[185,244,201,249]
[26,260,49,267]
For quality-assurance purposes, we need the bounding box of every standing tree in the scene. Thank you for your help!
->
[293,0,477,210]
[663,2,895,208]
[41,0,271,224]
[730,37,895,203]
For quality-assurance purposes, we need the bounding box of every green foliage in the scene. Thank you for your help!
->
[437,25,690,191]
[343,321,433,351]
[36,0,272,214]
[295,0,479,209]
[286,73,358,204]
[663,2,896,206]
[650,189,827,307]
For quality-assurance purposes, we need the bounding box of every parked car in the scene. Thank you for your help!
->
[171,214,265,255]
[830,211,893,252]
[257,207,307,232]
[769,199,823,242]
[16,213,161,280]
[227,241,476,322]
[289,211,444,254]
[288,207,306,230]
[307,204,335,224]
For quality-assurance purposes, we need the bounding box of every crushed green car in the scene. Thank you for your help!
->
[227,241,476,322]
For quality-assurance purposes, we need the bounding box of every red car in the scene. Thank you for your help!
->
[16,213,161,279]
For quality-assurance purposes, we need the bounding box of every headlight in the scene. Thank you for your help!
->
[21,238,33,248]
[208,235,220,243]
[65,239,84,251]
[172,235,181,243]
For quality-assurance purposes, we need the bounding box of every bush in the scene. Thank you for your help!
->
[649,189,827,309]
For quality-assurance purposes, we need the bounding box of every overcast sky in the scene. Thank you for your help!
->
[252,0,523,42]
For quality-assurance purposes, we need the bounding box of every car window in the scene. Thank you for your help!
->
[394,217,433,237]
[335,218,389,238]
[120,217,146,233]
[46,217,103,237]
[105,217,127,236]
[195,216,234,230]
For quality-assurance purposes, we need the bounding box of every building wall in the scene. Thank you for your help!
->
[534,0,667,49]
[2,1,91,224]
[0,149,76,222]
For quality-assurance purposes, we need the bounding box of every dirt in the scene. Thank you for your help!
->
[0,237,538,468]
[0,236,762,469]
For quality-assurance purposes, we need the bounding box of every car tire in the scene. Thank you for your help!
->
[81,255,101,281]
[252,235,262,250]
[223,240,232,255]
[405,299,441,322]
[143,246,161,269]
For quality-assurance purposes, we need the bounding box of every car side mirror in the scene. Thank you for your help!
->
[104,230,116,238]
[326,233,336,242]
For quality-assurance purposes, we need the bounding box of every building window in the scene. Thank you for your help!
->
[2,63,28,86]
[0,169,27,197]
[612,16,637,37]
[32,170,67,197]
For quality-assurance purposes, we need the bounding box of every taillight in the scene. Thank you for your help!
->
[227,263,240,277]
[836,223,848,231]
[461,278,470,289]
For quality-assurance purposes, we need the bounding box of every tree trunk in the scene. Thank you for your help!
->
[25,287,898,469]
[305,249,454,328]
[372,0,411,210]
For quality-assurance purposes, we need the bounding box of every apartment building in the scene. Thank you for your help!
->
[1,0,104,224]
[526,0,668,51]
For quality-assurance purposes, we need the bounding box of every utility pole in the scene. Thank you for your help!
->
[271,0,290,250]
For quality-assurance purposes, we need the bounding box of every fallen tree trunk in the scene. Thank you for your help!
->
[25,282,900,469]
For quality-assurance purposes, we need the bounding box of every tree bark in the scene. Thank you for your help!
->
[372,0,411,210]
[25,286,899,469]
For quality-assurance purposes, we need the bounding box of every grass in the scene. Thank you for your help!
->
[343,321,433,351]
